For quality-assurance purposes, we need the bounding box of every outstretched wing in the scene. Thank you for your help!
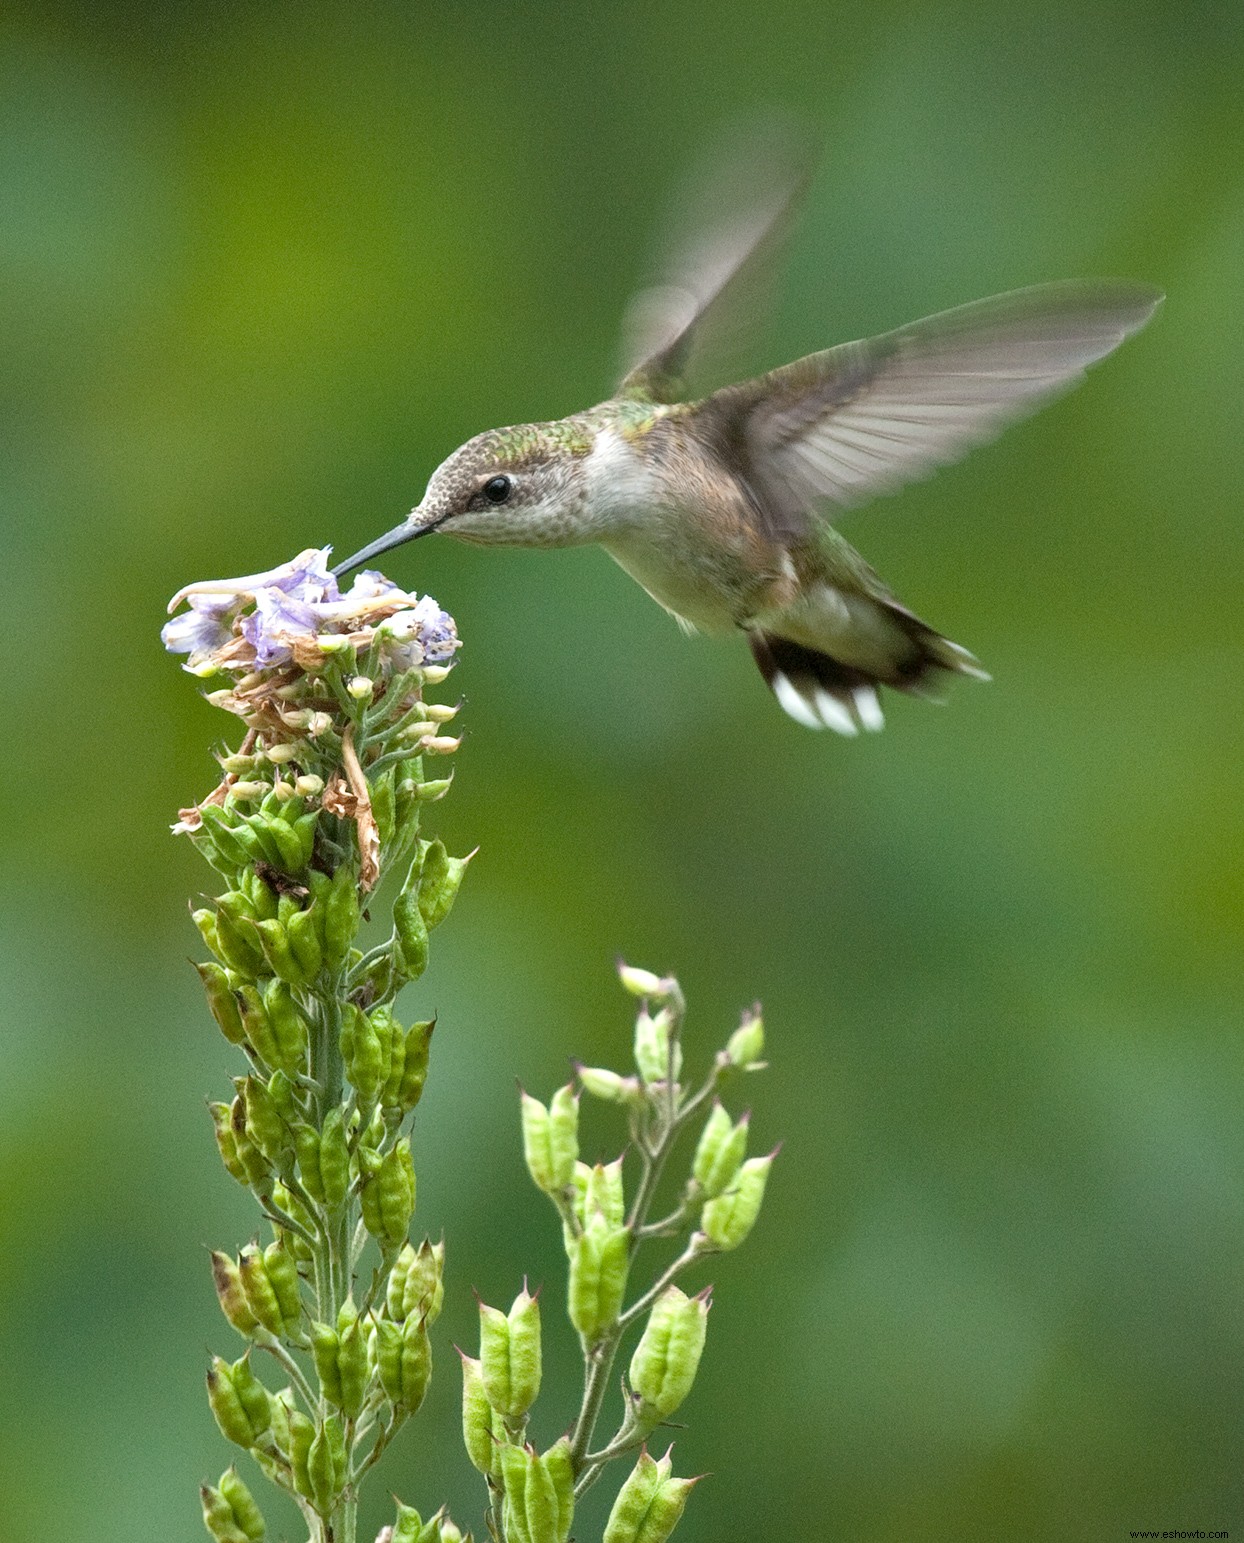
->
[617,126,811,405]
[722,280,1162,540]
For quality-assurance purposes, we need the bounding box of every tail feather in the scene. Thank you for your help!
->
[747,622,988,734]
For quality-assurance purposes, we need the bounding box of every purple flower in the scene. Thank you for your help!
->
[163,545,458,674]
[160,591,237,659]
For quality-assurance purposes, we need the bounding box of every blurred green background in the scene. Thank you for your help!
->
[3,1,1242,1538]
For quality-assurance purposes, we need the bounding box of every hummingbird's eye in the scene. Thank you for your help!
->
[482,475,512,505]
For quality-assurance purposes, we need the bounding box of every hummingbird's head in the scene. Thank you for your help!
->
[333,421,594,577]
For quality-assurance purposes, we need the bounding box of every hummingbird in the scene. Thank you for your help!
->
[334,183,1160,734]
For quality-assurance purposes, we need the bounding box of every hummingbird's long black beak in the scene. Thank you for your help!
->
[332,519,434,579]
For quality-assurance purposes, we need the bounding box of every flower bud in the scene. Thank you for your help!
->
[479,1284,542,1419]
[617,963,666,999]
[520,1086,578,1195]
[690,1104,748,1199]
[347,675,374,700]
[575,1065,639,1105]
[602,1448,697,1543]
[629,1287,709,1426]
[724,1007,765,1069]
[294,774,324,797]
[423,701,459,723]
[567,1210,629,1343]
[422,663,452,684]
[698,1152,774,1251]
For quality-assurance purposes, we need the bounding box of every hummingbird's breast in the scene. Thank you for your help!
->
[586,423,785,635]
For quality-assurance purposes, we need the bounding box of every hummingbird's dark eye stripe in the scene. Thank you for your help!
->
[483,475,512,504]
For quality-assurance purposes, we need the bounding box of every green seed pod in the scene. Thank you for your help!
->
[396,1314,431,1413]
[294,1123,324,1203]
[217,1467,266,1541]
[240,870,280,922]
[417,839,470,930]
[246,810,304,872]
[584,1159,626,1229]
[199,806,261,869]
[699,1153,774,1252]
[285,906,323,981]
[393,775,423,839]
[240,1076,291,1166]
[270,1181,315,1262]
[395,1018,434,1111]
[261,978,309,1075]
[200,1481,251,1543]
[371,1004,404,1106]
[617,963,667,999]
[341,1002,384,1105]
[567,1211,629,1343]
[460,1353,500,1477]
[239,1244,284,1336]
[406,1238,444,1323]
[690,1104,749,1199]
[479,1285,542,1419]
[306,1415,346,1517]
[499,1441,574,1543]
[209,1102,249,1185]
[602,1449,695,1543]
[206,1355,272,1448]
[390,1501,426,1543]
[193,907,226,967]
[311,1321,344,1408]
[290,809,319,869]
[371,765,397,847]
[252,917,309,986]
[321,864,360,973]
[634,1008,682,1085]
[262,1240,302,1335]
[393,877,430,980]
[387,1238,443,1323]
[228,1096,272,1191]
[318,1108,351,1211]
[334,1300,368,1418]
[371,1314,404,1405]
[360,1138,415,1249]
[195,962,247,1045]
[629,1287,710,1425]
[520,1086,578,1196]
[287,1408,315,1500]
[724,1007,764,1069]
[213,907,267,980]
[211,1250,259,1338]
[414,773,453,801]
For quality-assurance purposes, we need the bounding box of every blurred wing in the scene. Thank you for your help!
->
[618,125,812,404]
[732,281,1163,539]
